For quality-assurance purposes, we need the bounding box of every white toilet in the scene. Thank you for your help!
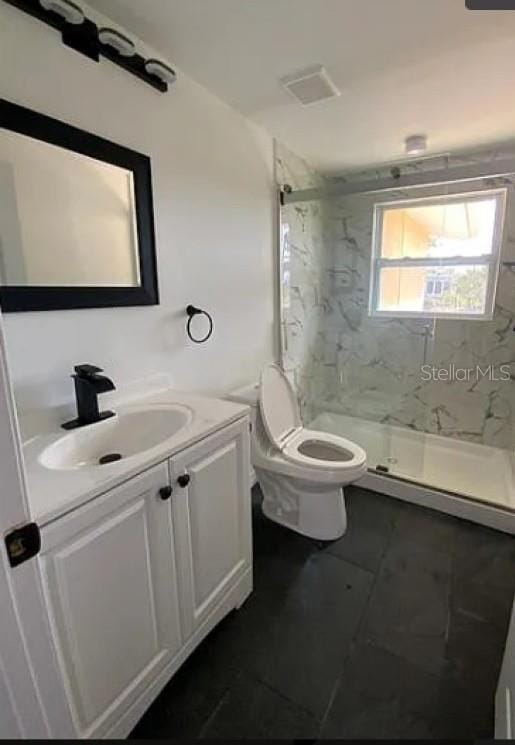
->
[228,364,367,541]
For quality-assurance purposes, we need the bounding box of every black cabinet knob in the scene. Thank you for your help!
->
[159,485,173,500]
[177,474,190,488]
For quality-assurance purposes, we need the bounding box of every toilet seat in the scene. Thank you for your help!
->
[282,427,366,472]
[259,364,367,476]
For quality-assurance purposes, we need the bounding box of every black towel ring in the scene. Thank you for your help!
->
[186,305,214,344]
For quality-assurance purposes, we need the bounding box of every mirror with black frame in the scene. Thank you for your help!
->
[0,99,159,312]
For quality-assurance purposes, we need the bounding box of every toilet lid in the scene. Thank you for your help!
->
[260,364,301,448]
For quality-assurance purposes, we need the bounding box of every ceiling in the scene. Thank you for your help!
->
[88,0,515,174]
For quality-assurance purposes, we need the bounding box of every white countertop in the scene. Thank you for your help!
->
[22,387,249,526]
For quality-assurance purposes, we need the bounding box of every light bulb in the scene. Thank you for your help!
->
[144,59,177,85]
[98,28,136,58]
[39,0,84,24]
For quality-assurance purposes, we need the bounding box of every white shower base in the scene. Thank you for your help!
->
[311,412,515,516]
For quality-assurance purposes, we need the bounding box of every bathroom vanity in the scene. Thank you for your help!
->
[21,390,252,739]
[0,95,254,739]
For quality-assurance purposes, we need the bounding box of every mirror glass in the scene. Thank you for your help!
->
[0,129,140,288]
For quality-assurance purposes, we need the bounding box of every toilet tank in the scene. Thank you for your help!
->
[226,383,259,485]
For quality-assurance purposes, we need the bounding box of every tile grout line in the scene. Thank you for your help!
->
[239,545,379,727]
[216,666,322,726]
[246,669,321,722]
[197,673,238,739]
[354,502,465,685]
[321,548,377,576]
[317,651,349,737]
[351,505,399,643]
[318,504,398,735]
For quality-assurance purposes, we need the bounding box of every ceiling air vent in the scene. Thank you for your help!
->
[280,65,340,106]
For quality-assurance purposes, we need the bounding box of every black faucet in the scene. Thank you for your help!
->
[62,365,116,430]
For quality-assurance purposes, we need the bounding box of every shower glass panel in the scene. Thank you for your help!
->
[279,197,327,426]
[323,190,429,482]
[279,168,515,513]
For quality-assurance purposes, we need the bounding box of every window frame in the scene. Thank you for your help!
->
[368,188,507,321]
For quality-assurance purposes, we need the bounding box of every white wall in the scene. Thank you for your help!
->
[0,2,276,436]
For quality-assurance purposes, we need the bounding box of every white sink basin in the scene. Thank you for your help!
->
[39,405,193,471]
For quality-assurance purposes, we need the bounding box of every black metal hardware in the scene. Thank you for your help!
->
[376,464,390,474]
[177,474,190,488]
[5,523,41,567]
[61,16,99,61]
[279,184,292,206]
[2,0,170,91]
[186,305,214,344]
[101,44,168,93]
[159,485,173,500]
[98,453,122,465]
[62,364,116,430]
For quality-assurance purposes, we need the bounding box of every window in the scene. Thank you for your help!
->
[369,189,506,320]
[425,273,451,298]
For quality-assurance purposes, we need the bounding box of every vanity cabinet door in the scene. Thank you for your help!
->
[170,418,252,637]
[38,463,182,739]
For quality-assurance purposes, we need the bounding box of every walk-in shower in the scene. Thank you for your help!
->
[276,142,515,520]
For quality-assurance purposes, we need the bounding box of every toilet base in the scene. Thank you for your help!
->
[255,468,347,541]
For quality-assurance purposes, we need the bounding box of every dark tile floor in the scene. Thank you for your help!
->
[131,486,515,740]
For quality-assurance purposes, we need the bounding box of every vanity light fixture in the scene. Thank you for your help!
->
[98,27,135,57]
[144,59,177,86]
[39,0,84,25]
[405,134,427,157]
[5,0,176,92]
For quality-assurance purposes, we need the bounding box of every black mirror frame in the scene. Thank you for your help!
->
[0,99,159,312]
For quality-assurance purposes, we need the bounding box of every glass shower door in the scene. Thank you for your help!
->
[361,318,433,483]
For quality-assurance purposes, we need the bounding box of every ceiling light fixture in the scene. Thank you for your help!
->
[144,59,177,85]
[39,0,84,25]
[98,27,135,57]
[405,134,427,157]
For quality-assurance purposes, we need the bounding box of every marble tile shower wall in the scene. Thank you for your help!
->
[277,142,515,449]
[275,142,329,422]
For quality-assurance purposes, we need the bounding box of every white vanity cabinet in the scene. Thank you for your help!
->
[36,415,252,739]
[170,419,252,637]
[38,462,182,739]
